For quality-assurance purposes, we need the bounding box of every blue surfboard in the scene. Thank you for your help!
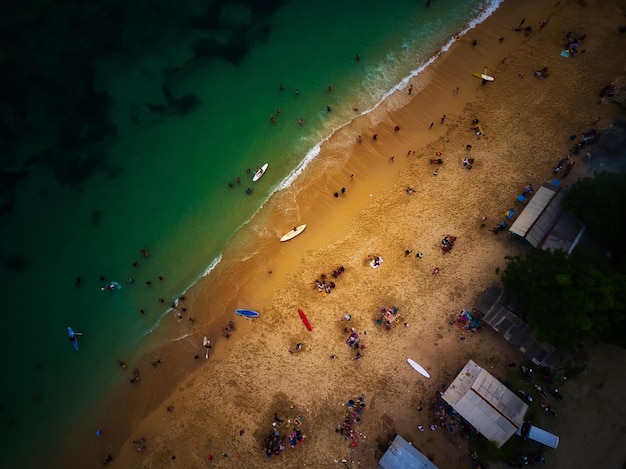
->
[236,309,259,318]
[68,327,79,350]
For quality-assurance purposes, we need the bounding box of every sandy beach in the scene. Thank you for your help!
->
[58,0,626,467]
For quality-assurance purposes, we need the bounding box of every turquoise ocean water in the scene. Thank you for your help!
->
[0,0,502,464]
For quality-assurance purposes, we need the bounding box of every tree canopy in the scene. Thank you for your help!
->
[562,170,626,268]
[500,248,626,348]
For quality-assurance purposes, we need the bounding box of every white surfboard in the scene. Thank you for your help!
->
[253,163,268,182]
[203,336,211,359]
[472,72,494,82]
[407,358,430,378]
[280,224,306,242]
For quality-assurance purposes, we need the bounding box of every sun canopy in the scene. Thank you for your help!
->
[509,183,560,246]
[441,360,528,447]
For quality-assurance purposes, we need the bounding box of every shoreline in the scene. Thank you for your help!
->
[52,0,626,466]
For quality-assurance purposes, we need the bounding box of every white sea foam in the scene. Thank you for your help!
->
[270,0,504,196]
[161,0,506,329]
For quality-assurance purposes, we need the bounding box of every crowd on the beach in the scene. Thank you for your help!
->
[376,305,404,330]
[262,412,306,458]
[453,309,483,333]
[561,31,586,58]
[465,112,602,235]
[221,320,236,339]
[440,235,457,254]
[131,437,147,455]
[89,10,622,467]
[312,266,345,295]
[430,394,470,436]
[335,395,366,446]
[344,327,366,360]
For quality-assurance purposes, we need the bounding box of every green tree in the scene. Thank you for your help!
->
[562,171,626,268]
[500,249,626,347]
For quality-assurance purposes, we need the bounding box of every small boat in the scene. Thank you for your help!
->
[253,163,268,182]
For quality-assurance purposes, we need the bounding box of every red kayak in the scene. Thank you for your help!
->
[298,309,312,331]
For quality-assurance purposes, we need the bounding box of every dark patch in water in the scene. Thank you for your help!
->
[147,103,168,114]
[0,198,15,218]
[0,0,288,201]
[217,27,250,65]
[5,254,27,273]
[174,94,200,114]
[25,150,52,167]
[248,0,287,17]
[192,37,219,60]
[106,166,124,180]
[52,151,108,188]
[91,210,103,226]
[0,170,29,193]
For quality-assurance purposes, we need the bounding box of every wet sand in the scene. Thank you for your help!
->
[59,0,626,467]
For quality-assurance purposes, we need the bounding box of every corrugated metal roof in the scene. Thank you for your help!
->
[378,434,439,469]
[475,286,563,368]
[525,190,565,247]
[539,210,585,253]
[509,184,559,240]
[441,360,528,447]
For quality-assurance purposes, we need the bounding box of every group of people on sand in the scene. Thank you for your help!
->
[441,235,457,254]
[563,31,586,57]
[288,342,304,354]
[262,427,286,458]
[534,67,549,79]
[221,320,236,339]
[376,305,403,330]
[454,308,483,333]
[335,395,366,444]
[129,368,142,384]
[262,412,306,457]
[172,296,192,323]
[333,187,346,198]
[489,120,598,234]
[313,266,345,295]
[131,437,147,454]
[366,254,382,267]
[345,327,365,360]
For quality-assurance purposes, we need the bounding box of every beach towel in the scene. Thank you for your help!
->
[370,257,383,269]
[560,49,570,58]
